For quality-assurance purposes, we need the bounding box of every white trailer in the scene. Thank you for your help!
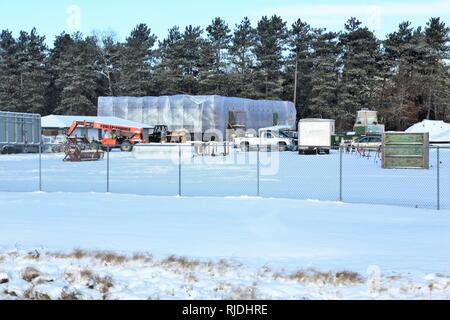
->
[298,119,335,154]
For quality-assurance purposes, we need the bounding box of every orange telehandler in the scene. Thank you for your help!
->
[64,120,146,162]
[66,120,146,153]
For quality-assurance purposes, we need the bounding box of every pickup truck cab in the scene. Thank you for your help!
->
[234,126,294,152]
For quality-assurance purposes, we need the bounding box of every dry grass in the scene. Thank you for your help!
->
[71,249,88,260]
[132,253,153,263]
[21,267,41,283]
[79,269,94,280]
[184,272,198,283]
[94,275,114,294]
[60,290,81,300]
[94,252,127,265]
[287,269,364,285]
[161,255,201,270]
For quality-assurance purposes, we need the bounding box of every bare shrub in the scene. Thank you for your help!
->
[288,269,364,285]
[132,253,153,263]
[71,249,88,260]
[335,271,364,284]
[94,252,127,265]
[94,275,114,294]
[60,290,81,300]
[79,269,94,280]
[21,267,41,283]
[161,255,201,270]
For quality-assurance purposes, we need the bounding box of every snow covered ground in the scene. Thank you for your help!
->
[1,192,449,300]
[0,147,449,209]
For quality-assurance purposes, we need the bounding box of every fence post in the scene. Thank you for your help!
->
[339,146,343,202]
[39,142,42,192]
[257,144,260,197]
[179,144,182,197]
[107,146,110,193]
[437,146,440,211]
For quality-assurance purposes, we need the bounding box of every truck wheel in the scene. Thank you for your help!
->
[240,142,250,152]
[120,141,133,152]
[278,142,287,152]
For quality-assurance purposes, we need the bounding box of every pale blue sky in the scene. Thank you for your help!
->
[0,0,449,45]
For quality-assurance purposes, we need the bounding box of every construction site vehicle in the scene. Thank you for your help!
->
[148,125,187,144]
[63,137,104,162]
[66,120,146,152]
[234,126,295,152]
[354,109,385,135]
[298,119,335,155]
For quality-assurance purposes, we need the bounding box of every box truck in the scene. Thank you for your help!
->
[0,111,41,154]
[298,119,335,155]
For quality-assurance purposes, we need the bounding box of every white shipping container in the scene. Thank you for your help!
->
[299,119,335,153]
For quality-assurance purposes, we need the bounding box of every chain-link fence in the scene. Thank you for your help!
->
[0,143,448,210]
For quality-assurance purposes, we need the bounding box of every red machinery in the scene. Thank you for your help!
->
[66,120,145,152]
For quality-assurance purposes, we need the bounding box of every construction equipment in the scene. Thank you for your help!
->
[63,137,104,162]
[148,125,187,144]
[66,120,146,152]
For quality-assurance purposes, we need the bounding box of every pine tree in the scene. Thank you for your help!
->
[15,28,49,114]
[0,30,20,112]
[116,24,157,96]
[382,22,418,129]
[49,33,99,115]
[179,25,213,95]
[206,17,231,94]
[309,31,341,122]
[229,17,256,98]
[286,19,314,119]
[338,18,382,128]
[155,26,184,95]
[423,18,450,121]
[253,15,288,99]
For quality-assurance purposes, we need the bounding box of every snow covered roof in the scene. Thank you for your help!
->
[42,115,153,129]
[405,120,450,143]
[259,125,294,132]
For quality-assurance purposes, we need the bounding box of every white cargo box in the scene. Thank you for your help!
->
[298,119,335,151]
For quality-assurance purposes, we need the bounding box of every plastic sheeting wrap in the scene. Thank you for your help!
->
[98,95,297,138]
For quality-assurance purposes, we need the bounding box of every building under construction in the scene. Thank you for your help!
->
[98,95,297,140]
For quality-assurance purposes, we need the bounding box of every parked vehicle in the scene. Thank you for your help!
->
[351,135,382,151]
[148,125,187,144]
[0,111,41,154]
[234,126,295,152]
[298,119,335,155]
[66,120,148,152]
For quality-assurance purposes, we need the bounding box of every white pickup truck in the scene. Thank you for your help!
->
[234,126,295,152]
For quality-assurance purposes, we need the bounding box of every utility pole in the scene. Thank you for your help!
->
[293,50,299,107]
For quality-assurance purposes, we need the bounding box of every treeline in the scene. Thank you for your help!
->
[0,16,449,131]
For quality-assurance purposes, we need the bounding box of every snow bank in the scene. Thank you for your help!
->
[1,192,449,274]
[1,250,449,300]
[406,120,450,143]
